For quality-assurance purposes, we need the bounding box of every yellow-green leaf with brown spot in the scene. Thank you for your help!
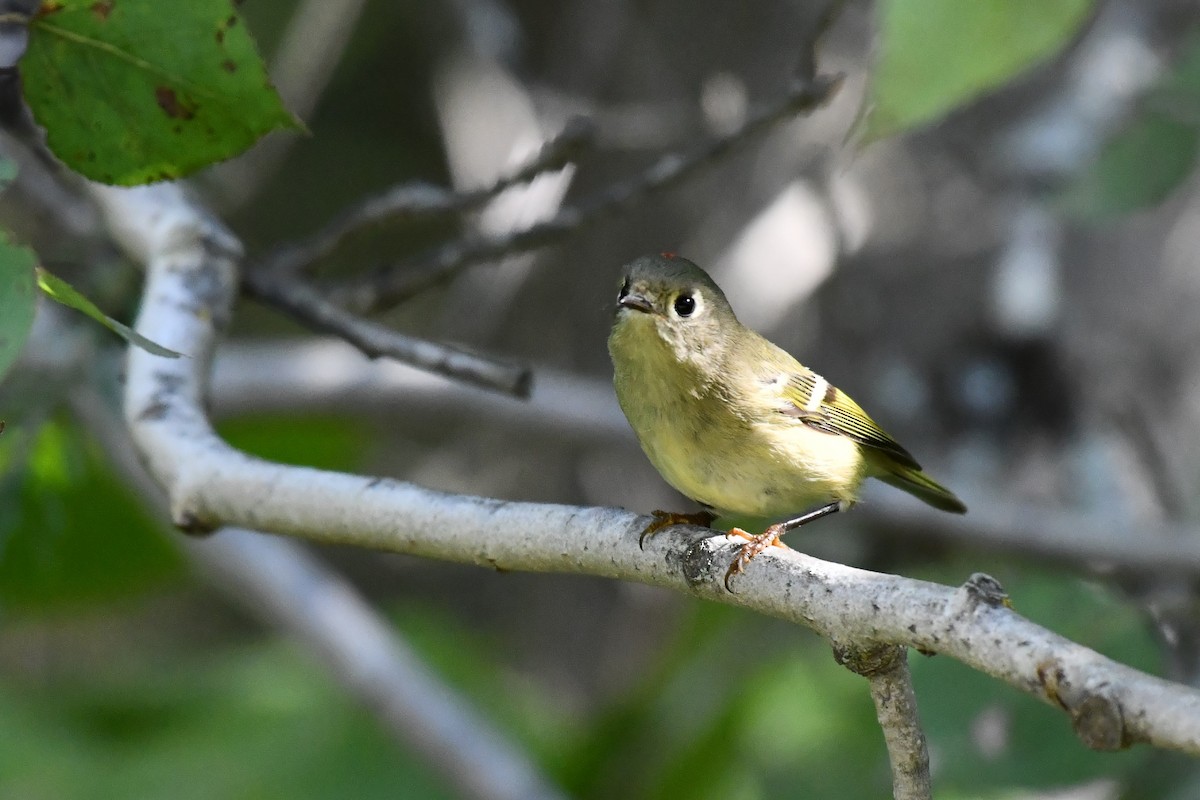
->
[23,0,301,185]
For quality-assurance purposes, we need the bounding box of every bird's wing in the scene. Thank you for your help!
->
[779,370,922,470]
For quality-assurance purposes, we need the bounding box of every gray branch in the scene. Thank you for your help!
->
[87,181,1200,768]
[234,119,595,398]
[253,118,593,277]
[835,644,931,800]
[332,75,843,315]
[241,272,532,397]
[211,338,1200,580]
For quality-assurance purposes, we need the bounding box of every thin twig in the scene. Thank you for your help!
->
[255,117,594,277]
[234,117,588,397]
[836,644,932,800]
[862,492,1200,577]
[242,271,531,397]
[333,75,843,315]
[795,0,848,84]
[212,338,624,437]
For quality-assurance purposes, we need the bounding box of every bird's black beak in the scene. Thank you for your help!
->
[618,293,654,314]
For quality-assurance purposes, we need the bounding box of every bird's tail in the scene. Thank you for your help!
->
[876,465,967,514]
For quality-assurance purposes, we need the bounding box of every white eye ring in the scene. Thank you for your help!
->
[671,291,703,319]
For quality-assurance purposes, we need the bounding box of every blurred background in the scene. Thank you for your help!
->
[4,0,1200,797]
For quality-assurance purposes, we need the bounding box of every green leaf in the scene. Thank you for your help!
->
[1060,115,1200,217]
[865,0,1096,140]
[0,235,38,383]
[0,417,185,610]
[35,267,181,357]
[23,0,301,185]
[1061,34,1200,217]
[0,155,18,195]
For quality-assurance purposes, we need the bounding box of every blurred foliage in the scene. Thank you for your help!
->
[23,0,298,185]
[0,411,371,614]
[0,639,451,800]
[1063,114,1200,217]
[0,557,1163,798]
[216,413,374,472]
[1064,31,1200,216]
[867,0,1095,139]
[0,417,184,612]
[0,233,37,384]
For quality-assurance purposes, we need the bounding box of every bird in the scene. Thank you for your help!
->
[607,252,965,590]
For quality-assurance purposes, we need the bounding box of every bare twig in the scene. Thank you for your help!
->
[475,114,591,190]
[255,117,593,277]
[333,75,843,315]
[241,272,532,397]
[234,119,593,397]
[88,181,1200,762]
[835,644,931,800]
[428,49,579,345]
[67,383,566,800]
[212,338,623,437]
[795,0,848,84]
[863,492,1200,578]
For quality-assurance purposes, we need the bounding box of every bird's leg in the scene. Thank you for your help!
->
[724,501,844,591]
[639,509,717,549]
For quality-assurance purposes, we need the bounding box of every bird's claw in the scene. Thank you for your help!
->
[722,561,743,593]
[638,509,716,550]
[722,525,784,592]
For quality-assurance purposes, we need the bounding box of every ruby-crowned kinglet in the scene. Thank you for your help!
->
[608,253,966,589]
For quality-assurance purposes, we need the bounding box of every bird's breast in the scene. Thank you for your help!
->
[610,322,864,518]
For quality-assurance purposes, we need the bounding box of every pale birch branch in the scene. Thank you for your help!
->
[211,338,1200,579]
[67,383,566,800]
[85,181,1200,767]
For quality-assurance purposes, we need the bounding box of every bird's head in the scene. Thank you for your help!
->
[609,252,740,373]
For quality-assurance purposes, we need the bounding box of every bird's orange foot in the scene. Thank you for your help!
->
[723,524,788,592]
[639,509,717,549]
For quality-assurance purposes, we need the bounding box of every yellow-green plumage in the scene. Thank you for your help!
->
[607,253,965,522]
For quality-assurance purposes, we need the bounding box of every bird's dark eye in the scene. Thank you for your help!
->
[617,279,630,301]
[674,293,696,317]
